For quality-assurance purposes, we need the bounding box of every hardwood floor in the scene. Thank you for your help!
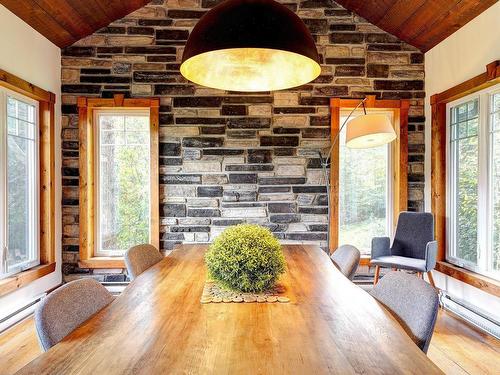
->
[0,309,498,374]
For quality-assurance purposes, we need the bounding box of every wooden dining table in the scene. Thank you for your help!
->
[16,244,442,374]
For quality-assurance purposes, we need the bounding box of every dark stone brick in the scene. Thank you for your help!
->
[156,29,190,40]
[285,232,327,241]
[227,130,256,138]
[127,26,154,35]
[62,85,101,94]
[301,0,337,8]
[367,64,389,78]
[212,219,244,226]
[203,149,244,156]
[161,203,186,217]
[334,65,365,77]
[96,47,123,54]
[330,33,364,44]
[329,24,356,31]
[259,177,306,185]
[228,117,271,129]
[222,96,272,104]
[310,116,330,126]
[62,178,78,186]
[160,157,182,166]
[160,174,202,184]
[374,80,424,91]
[201,126,226,135]
[187,208,220,217]
[411,53,424,64]
[409,116,426,123]
[162,232,185,240]
[167,9,207,18]
[307,158,322,169]
[324,8,351,16]
[80,68,111,75]
[248,149,272,163]
[258,186,290,193]
[171,226,211,232]
[366,33,400,44]
[160,142,180,156]
[62,167,78,176]
[313,85,348,96]
[221,105,247,116]
[197,186,223,197]
[299,206,327,214]
[273,148,295,156]
[273,127,301,134]
[125,46,176,54]
[162,240,182,250]
[274,107,315,114]
[308,224,328,231]
[409,155,424,163]
[260,136,299,147]
[159,113,174,125]
[223,191,257,202]
[299,96,329,106]
[174,97,223,107]
[228,173,258,184]
[176,117,226,124]
[134,71,177,83]
[314,195,328,206]
[62,46,95,57]
[367,44,402,51]
[301,128,330,138]
[222,202,264,208]
[62,198,79,206]
[303,18,328,34]
[97,26,126,34]
[63,245,79,252]
[182,137,224,148]
[147,55,177,62]
[268,203,296,213]
[270,214,300,223]
[112,62,131,74]
[62,104,77,114]
[226,164,273,171]
[138,19,173,26]
[292,186,327,193]
[165,63,181,71]
[80,76,131,84]
[62,141,78,150]
[325,57,365,65]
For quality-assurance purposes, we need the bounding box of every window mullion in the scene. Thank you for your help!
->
[478,92,490,272]
[0,90,6,275]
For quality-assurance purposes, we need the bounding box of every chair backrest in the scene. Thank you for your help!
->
[124,244,163,280]
[34,278,113,351]
[330,245,360,280]
[370,271,439,353]
[392,212,434,259]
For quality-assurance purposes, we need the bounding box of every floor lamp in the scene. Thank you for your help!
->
[318,97,397,253]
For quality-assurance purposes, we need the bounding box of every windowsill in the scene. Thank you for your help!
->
[0,262,56,297]
[435,261,500,297]
[78,257,125,269]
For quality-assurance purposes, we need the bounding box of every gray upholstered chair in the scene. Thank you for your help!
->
[124,244,163,280]
[34,278,113,351]
[370,271,439,353]
[331,244,360,280]
[370,212,437,286]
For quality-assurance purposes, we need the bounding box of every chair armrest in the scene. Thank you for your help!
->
[425,241,438,271]
[371,237,391,259]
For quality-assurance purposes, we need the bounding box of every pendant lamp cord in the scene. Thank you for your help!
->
[317,97,368,254]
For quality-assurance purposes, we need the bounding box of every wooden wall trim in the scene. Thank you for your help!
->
[329,95,409,254]
[78,94,160,268]
[0,70,56,297]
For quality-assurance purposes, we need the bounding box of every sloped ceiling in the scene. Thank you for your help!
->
[0,0,497,51]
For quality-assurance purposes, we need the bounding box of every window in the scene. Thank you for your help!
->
[0,89,39,279]
[95,110,151,256]
[338,112,393,255]
[447,85,500,280]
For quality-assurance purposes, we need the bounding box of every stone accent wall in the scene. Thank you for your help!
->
[60,0,425,281]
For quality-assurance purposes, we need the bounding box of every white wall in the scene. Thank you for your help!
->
[0,5,61,323]
[424,2,500,319]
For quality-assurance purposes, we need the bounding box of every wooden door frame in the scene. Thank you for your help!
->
[329,95,409,258]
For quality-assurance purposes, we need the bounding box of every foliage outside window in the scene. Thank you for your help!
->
[95,111,151,256]
[338,112,392,255]
[0,89,39,279]
[447,85,500,280]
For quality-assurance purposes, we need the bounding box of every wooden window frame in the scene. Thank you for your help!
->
[330,95,409,264]
[0,69,56,297]
[431,60,500,297]
[78,94,159,269]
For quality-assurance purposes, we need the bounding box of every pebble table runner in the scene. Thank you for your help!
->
[201,280,290,304]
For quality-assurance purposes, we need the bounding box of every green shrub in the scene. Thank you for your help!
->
[205,224,286,292]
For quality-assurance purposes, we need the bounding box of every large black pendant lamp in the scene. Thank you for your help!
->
[180,0,321,92]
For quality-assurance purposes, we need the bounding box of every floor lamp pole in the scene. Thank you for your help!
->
[318,97,367,254]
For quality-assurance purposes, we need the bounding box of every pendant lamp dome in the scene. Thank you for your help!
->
[180,0,321,92]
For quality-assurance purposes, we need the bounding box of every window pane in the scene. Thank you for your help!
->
[490,93,500,271]
[98,114,150,254]
[450,98,479,265]
[6,96,37,271]
[339,114,389,255]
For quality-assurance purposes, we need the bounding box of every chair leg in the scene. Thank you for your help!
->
[374,266,380,285]
[427,271,436,287]
[417,272,423,279]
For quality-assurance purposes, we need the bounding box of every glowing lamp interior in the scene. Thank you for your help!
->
[345,113,396,149]
[180,48,321,92]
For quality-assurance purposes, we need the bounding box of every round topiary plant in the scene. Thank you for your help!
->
[205,224,286,293]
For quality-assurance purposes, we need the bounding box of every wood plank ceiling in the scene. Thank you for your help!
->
[0,0,497,51]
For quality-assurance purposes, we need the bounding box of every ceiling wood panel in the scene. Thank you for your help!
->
[0,0,497,50]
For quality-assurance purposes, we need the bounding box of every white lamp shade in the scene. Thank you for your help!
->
[345,113,396,149]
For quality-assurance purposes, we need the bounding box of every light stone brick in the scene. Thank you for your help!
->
[195,233,209,242]
[223,156,245,165]
[61,58,112,67]
[112,55,147,63]
[273,92,299,106]
[301,215,328,223]
[297,194,315,205]
[225,139,259,148]
[186,199,219,208]
[162,185,196,197]
[248,105,272,116]
[273,116,308,126]
[61,69,79,83]
[183,233,195,242]
[222,207,266,218]
[300,140,329,148]
[161,126,199,138]
[325,46,350,57]
[107,36,154,46]
[306,170,324,185]
[132,84,152,96]
[288,223,308,231]
[197,109,220,117]
[74,35,106,46]
[258,194,295,201]
[182,160,221,173]
[275,165,304,177]
[274,157,306,165]
[178,217,211,225]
